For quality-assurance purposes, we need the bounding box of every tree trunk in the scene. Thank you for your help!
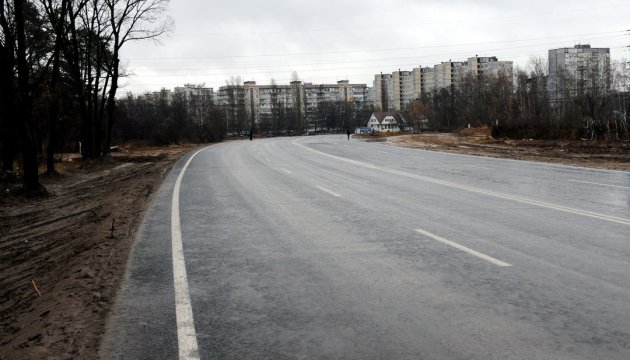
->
[65,2,93,159]
[45,0,67,175]
[15,0,40,191]
[104,56,119,154]
[0,0,17,174]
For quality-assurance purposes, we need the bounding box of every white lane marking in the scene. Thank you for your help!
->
[316,185,342,197]
[293,139,630,226]
[568,179,630,190]
[377,150,388,154]
[358,147,365,150]
[465,164,491,170]
[415,229,511,267]
[172,148,207,360]
[281,168,293,174]
[264,157,271,162]
[344,144,350,147]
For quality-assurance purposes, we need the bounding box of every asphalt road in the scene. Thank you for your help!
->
[103,135,630,360]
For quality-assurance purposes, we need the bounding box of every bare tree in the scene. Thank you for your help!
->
[103,0,173,154]
[380,76,389,111]
[611,59,629,138]
[269,78,280,135]
[290,71,305,133]
[225,76,245,135]
[11,0,40,190]
[39,0,68,174]
[407,99,430,132]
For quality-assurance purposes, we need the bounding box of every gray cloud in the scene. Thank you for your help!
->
[119,0,630,94]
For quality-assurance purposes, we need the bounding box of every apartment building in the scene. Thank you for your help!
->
[219,80,370,125]
[548,44,611,101]
[174,84,214,104]
[468,56,513,78]
[374,73,392,111]
[374,56,513,111]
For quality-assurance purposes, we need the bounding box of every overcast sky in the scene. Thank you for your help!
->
[119,0,630,94]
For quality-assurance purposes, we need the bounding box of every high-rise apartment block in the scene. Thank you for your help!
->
[375,56,513,111]
[174,84,214,103]
[218,80,370,126]
[548,44,610,101]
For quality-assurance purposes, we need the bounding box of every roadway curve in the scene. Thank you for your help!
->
[103,135,630,359]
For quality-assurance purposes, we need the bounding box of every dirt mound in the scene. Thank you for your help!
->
[456,126,492,138]
[0,145,195,360]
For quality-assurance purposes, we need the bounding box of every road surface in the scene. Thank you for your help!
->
[103,135,630,359]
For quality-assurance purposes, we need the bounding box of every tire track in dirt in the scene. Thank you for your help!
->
[0,146,195,360]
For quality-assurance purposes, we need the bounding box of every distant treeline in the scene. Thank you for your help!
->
[115,87,375,145]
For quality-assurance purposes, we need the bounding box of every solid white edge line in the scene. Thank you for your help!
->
[172,147,209,360]
[568,179,630,190]
[292,138,630,226]
[316,185,342,197]
[415,229,511,267]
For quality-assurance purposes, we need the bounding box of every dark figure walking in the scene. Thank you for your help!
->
[249,128,253,141]
[346,129,351,140]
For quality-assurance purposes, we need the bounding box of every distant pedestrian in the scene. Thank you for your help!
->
[346,129,350,140]
[249,128,253,141]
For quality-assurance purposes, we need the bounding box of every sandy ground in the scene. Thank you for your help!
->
[1,131,628,359]
[376,128,630,171]
[0,145,196,360]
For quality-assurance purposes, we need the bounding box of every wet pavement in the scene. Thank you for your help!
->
[103,135,630,359]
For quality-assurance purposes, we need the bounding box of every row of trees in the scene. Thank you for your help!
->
[0,0,171,191]
[116,82,374,145]
[404,58,629,140]
[115,89,226,145]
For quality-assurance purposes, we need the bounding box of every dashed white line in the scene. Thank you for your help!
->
[377,150,388,154]
[465,164,491,170]
[568,179,629,190]
[316,185,342,197]
[281,168,293,174]
[172,148,206,360]
[415,228,511,267]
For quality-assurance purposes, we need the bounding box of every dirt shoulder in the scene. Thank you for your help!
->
[0,145,196,360]
[364,128,630,171]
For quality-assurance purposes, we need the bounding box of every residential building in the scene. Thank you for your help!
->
[394,70,417,111]
[218,80,370,128]
[374,73,392,112]
[366,111,408,132]
[548,44,611,101]
[374,56,513,111]
[174,84,214,104]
